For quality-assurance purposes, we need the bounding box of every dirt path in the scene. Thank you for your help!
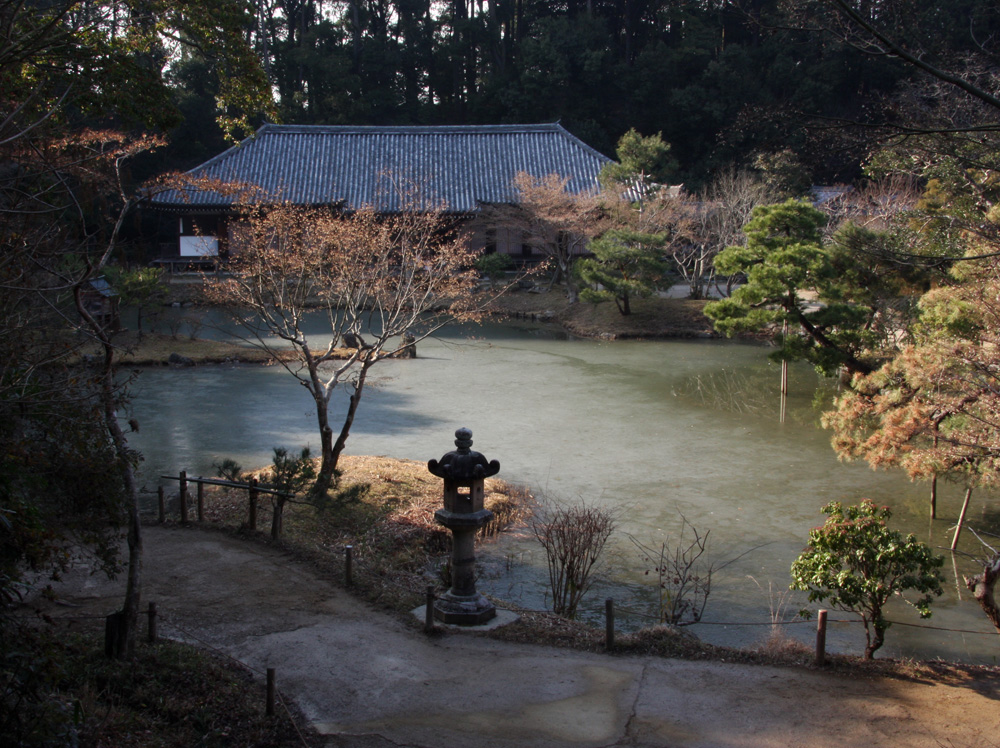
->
[26,525,1000,748]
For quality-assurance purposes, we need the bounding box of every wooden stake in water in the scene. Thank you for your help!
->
[779,321,788,423]
[951,485,974,551]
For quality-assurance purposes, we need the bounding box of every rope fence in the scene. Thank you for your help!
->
[39,528,999,675]
[609,599,999,635]
[129,471,1000,677]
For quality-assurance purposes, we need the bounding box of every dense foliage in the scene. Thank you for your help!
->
[134,0,1000,186]
[704,199,884,376]
[577,228,669,315]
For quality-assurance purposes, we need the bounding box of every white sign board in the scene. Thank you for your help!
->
[180,235,219,257]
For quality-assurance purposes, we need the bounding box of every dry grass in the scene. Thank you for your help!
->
[559,296,715,339]
[73,330,305,366]
[198,454,532,613]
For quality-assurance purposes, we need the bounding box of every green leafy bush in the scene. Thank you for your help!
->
[790,500,944,659]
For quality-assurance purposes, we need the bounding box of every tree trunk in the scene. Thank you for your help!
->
[330,364,371,467]
[311,359,372,498]
[76,286,142,659]
[965,556,1000,634]
[312,395,337,498]
[110,402,143,659]
[865,620,885,660]
[794,308,873,377]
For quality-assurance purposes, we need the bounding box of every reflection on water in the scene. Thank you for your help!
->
[674,367,788,415]
[125,311,1000,664]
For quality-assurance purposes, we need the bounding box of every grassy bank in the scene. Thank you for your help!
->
[74,330,353,366]
[200,454,530,612]
[485,287,717,339]
[154,275,717,344]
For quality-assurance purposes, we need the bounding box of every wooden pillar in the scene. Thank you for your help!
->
[425,586,435,633]
[197,480,205,522]
[104,611,124,658]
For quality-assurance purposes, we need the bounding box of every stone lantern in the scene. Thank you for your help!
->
[428,428,500,624]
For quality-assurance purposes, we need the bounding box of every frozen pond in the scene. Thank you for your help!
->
[125,313,1000,664]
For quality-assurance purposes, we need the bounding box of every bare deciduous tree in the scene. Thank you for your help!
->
[208,193,485,498]
[484,172,604,302]
[630,517,716,626]
[622,168,778,300]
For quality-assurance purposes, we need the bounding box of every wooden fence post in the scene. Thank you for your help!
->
[104,612,124,658]
[147,602,157,644]
[266,668,276,716]
[179,470,188,524]
[345,545,353,586]
[157,486,165,524]
[425,585,435,633]
[605,598,615,651]
[248,478,258,531]
[197,480,204,522]
[816,609,828,666]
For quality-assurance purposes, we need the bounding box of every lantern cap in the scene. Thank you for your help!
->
[428,428,500,481]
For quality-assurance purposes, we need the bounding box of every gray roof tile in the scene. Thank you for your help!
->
[151,123,611,213]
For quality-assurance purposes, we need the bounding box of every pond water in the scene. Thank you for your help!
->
[124,310,1000,665]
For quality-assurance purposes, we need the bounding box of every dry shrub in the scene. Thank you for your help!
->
[532,501,616,619]
[631,516,716,626]
[486,609,606,651]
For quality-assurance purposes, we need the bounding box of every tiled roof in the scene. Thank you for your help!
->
[150,123,611,213]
